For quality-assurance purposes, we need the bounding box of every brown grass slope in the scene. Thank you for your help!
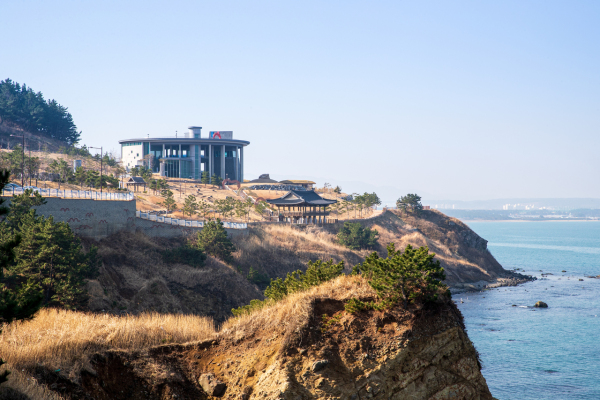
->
[0,276,493,400]
[81,231,263,321]
[233,209,516,288]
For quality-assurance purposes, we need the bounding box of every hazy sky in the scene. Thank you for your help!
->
[2,1,599,203]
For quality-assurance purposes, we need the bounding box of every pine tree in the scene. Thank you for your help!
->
[347,244,447,312]
[196,219,236,263]
[183,195,199,217]
[86,170,99,189]
[211,174,222,187]
[336,221,378,250]
[198,200,210,220]
[10,213,98,309]
[0,171,44,325]
[201,171,210,186]
[160,189,177,214]
[74,166,87,188]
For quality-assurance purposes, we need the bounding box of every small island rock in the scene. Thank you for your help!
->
[534,301,548,308]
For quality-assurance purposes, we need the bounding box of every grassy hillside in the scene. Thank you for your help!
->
[79,208,522,324]
[232,209,511,288]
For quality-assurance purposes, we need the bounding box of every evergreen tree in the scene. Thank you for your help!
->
[337,221,379,250]
[397,193,423,214]
[0,172,44,327]
[183,195,199,217]
[201,171,210,186]
[347,244,448,312]
[211,174,222,187]
[10,213,98,309]
[160,189,177,214]
[74,166,87,188]
[86,170,99,189]
[196,219,236,263]
[198,199,210,220]
[0,79,81,145]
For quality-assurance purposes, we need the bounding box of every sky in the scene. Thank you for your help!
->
[2,1,599,204]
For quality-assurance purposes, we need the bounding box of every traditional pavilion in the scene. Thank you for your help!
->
[125,176,147,192]
[267,190,337,224]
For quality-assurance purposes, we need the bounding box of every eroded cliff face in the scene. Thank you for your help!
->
[36,287,492,400]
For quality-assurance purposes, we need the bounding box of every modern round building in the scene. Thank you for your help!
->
[119,126,249,181]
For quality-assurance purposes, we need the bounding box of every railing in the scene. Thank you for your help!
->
[136,211,247,229]
[279,211,330,217]
[1,188,134,201]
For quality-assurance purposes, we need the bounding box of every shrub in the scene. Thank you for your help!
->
[337,221,378,250]
[231,259,344,316]
[161,245,206,268]
[346,244,448,312]
[196,219,236,263]
[246,266,270,285]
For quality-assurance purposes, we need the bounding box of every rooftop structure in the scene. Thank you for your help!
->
[119,126,249,181]
[279,179,315,189]
[267,190,337,224]
[248,173,279,184]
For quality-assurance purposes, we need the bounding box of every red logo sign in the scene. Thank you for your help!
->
[212,132,222,139]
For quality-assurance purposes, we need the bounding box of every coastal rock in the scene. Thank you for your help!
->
[311,359,329,372]
[534,301,548,308]
[199,373,227,396]
[37,278,494,400]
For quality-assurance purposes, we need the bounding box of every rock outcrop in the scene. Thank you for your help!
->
[35,277,493,400]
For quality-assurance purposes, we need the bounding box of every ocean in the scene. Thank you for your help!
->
[457,221,600,400]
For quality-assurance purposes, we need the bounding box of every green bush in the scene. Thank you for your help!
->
[232,259,344,316]
[337,221,378,250]
[346,243,448,313]
[196,219,236,263]
[246,266,271,285]
[161,245,206,268]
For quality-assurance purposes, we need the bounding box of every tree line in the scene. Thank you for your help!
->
[0,146,121,189]
[0,79,81,145]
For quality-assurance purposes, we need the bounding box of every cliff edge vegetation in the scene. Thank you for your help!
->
[0,275,494,399]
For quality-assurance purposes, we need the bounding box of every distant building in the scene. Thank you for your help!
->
[279,180,315,189]
[119,126,249,180]
[73,159,82,172]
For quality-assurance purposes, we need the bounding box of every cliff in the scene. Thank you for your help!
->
[232,209,527,293]
[18,276,493,399]
[81,209,526,320]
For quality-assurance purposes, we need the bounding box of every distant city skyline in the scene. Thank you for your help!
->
[2,1,599,200]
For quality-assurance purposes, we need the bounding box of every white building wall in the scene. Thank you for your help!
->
[121,143,144,171]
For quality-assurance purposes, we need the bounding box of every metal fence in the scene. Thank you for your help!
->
[1,188,135,201]
[136,211,247,229]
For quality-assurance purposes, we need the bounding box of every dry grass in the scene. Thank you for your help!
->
[0,275,372,383]
[0,369,67,400]
[220,275,376,342]
[232,223,369,279]
[0,309,217,377]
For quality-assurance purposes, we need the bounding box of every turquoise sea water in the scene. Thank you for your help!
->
[457,221,600,400]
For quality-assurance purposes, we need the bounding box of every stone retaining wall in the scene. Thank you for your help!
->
[134,217,247,239]
[1,196,136,240]
[1,196,248,240]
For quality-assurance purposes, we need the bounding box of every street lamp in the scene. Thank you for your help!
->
[9,134,25,187]
[90,146,103,194]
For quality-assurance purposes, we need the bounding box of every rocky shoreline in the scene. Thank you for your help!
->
[450,271,536,294]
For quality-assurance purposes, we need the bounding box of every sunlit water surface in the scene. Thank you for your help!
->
[457,221,600,400]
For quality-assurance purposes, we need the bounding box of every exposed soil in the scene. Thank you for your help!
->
[30,297,492,400]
